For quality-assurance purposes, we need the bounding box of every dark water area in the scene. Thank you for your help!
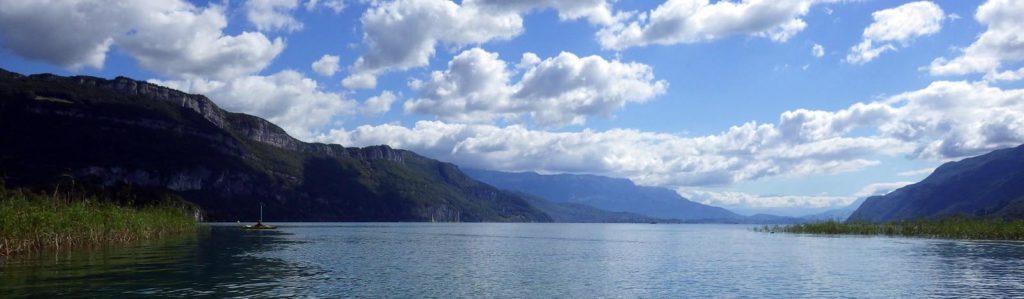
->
[3,223,1024,298]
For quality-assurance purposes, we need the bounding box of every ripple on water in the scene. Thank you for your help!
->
[4,223,1024,298]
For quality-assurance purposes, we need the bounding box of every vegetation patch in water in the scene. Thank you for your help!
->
[0,184,199,256]
[756,218,1024,240]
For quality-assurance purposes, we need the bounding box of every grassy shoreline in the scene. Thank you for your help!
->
[756,218,1024,240]
[0,185,200,256]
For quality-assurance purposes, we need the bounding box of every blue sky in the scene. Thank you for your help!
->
[2,0,1023,216]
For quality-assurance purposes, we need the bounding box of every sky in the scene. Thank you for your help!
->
[2,0,1023,216]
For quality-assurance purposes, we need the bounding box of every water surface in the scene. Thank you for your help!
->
[3,223,1024,297]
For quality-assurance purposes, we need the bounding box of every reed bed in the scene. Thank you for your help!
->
[756,218,1024,240]
[0,185,199,256]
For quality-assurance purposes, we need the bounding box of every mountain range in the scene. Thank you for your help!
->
[0,69,551,222]
[464,169,808,223]
[5,68,1021,224]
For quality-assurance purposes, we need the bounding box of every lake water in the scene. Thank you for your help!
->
[3,223,1024,298]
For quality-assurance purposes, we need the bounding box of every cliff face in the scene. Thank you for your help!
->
[0,69,549,222]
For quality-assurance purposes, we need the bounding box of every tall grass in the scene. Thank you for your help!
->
[0,184,199,256]
[755,218,1024,240]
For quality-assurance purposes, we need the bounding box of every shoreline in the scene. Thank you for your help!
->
[755,218,1024,240]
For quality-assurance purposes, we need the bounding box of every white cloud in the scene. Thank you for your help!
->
[319,80,1024,189]
[306,0,346,13]
[812,43,825,58]
[0,0,118,69]
[884,81,1024,159]
[516,52,542,70]
[153,70,357,140]
[929,0,1024,77]
[311,54,341,76]
[344,0,617,89]
[853,181,913,197]
[342,0,523,89]
[596,0,815,50]
[845,1,944,64]
[0,0,284,79]
[466,0,616,25]
[984,67,1024,82]
[402,48,668,127]
[245,0,304,32]
[361,90,398,116]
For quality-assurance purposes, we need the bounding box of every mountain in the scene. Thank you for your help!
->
[515,192,671,223]
[0,69,550,222]
[463,169,741,221]
[801,197,866,222]
[849,144,1024,222]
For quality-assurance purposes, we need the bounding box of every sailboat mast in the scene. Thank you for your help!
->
[259,202,263,223]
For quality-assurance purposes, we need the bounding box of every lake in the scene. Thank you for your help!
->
[3,223,1024,298]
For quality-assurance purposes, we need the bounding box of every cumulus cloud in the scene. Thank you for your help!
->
[0,0,119,69]
[928,0,1024,77]
[361,90,398,116]
[812,43,824,58]
[402,48,667,127]
[343,0,616,89]
[0,0,284,80]
[342,0,521,89]
[153,70,357,140]
[845,1,945,65]
[245,0,304,32]
[596,0,815,50]
[311,54,341,76]
[319,80,1024,189]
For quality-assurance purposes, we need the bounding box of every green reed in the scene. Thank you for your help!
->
[755,218,1024,240]
[0,184,199,256]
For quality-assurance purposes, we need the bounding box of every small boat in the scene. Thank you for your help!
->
[242,202,276,229]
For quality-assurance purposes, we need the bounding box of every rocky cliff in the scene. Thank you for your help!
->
[0,69,550,222]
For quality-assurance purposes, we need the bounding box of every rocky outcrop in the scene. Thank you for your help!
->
[29,72,408,164]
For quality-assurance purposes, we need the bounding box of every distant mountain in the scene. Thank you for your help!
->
[515,192,671,223]
[801,198,866,222]
[0,69,550,222]
[849,144,1024,222]
[463,169,741,221]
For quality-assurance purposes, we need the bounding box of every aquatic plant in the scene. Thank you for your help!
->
[0,184,199,256]
[755,218,1024,240]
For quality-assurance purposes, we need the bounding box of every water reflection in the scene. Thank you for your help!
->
[1,225,315,298]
